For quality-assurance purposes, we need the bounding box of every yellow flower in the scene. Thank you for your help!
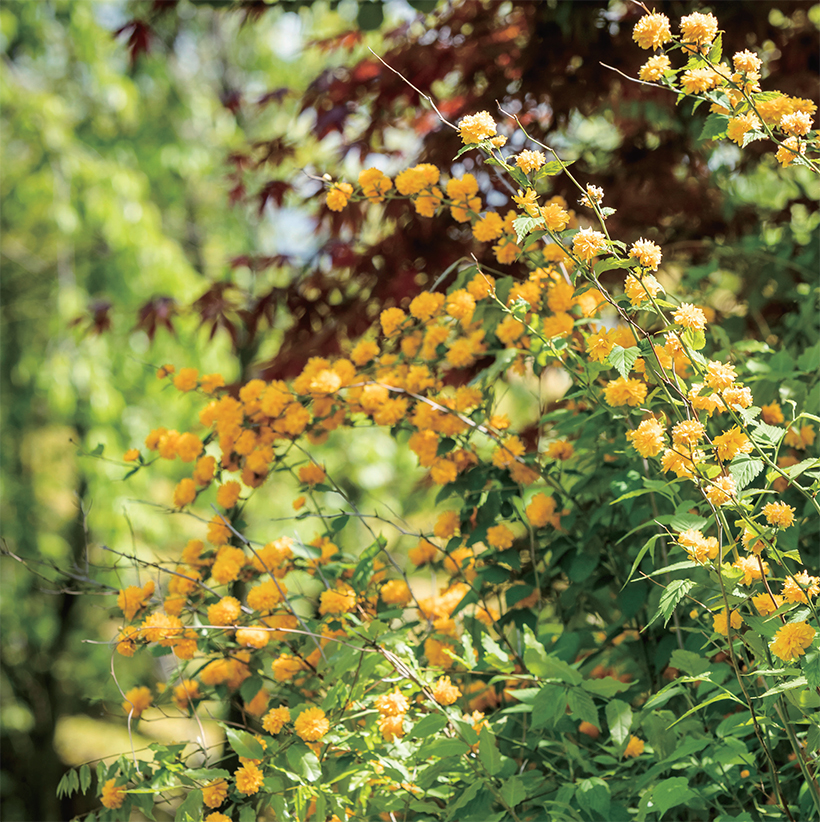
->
[516,149,546,173]
[572,227,607,261]
[409,291,445,320]
[101,778,127,809]
[117,580,155,621]
[526,493,558,528]
[395,163,440,195]
[235,761,263,795]
[375,690,410,717]
[409,539,438,567]
[776,136,804,168]
[680,11,719,49]
[623,735,645,758]
[381,579,412,607]
[733,50,762,75]
[704,360,736,391]
[380,307,407,338]
[473,212,505,242]
[732,554,768,586]
[672,419,705,447]
[294,706,330,742]
[628,238,663,270]
[173,367,199,392]
[727,112,760,145]
[546,440,574,461]
[173,478,197,508]
[713,609,743,637]
[298,462,326,486]
[760,402,784,424]
[624,273,662,306]
[326,182,353,212]
[173,679,201,711]
[770,622,816,662]
[358,167,392,202]
[208,596,241,626]
[713,427,752,462]
[626,417,666,458]
[486,523,515,549]
[604,376,647,407]
[319,584,356,616]
[632,12,671,50]
[780,111,813,136]
[751,593,783,616]
[122,685,152,718]
[379,713,406,741]
[762,501,795,529]
[123,448,140,462]
[639,54,671,82]
[673,303,707,331]
[202,779,229,809]
[271,654,306,682]
[458,111,497,144]
[216,481,241,509]
[705,476,736,506]
[782,571,820,604]
[432,675,462,705]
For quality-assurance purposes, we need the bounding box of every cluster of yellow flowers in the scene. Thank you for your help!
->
[633,10,817,168]
[106,82,817,814]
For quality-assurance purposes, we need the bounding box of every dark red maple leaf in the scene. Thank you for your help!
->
[134,296,176,340]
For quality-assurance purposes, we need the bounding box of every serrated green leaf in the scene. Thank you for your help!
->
[606,699,632,744]
[239,674,263,704]
[568,688,599,728]
[730,455,764,491]
[512,215,544,244]
[652,777,696,818]
[175,789,202,822]
[699,112,728,141]
[531,684,566,730]
[577,777,611,818]
[752,422,785,448]
[478,731,502,775]
[412,713,448,738]
[582,677,633,698]
[682,327,706,351]
[608,345,640,379]
[79,763,91,794]
[224,726,265,760]
[669,650,709,677]
[758,676,808,698]
[648,579,695,628]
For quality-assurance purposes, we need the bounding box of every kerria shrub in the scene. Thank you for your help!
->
[57,9,819,822]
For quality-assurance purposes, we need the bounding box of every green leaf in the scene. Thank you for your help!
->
[594,257,634,276]
[682,327,706,351]
[524,632,582,684]
[420,738,469,760]
[667,513,707,532]
[175,789,202,822]
[652,777,696,818]
[669,650,709,677]
[79,763,91,794]
[477,731,502,775]
[752,423,785,448]
[534,159,571,179]
[647,579,695,628]
[224,726,265,760]
[411,713,448,738]
[531,684,566,729]
[512,215,544,244]
[623,533,662,586]
[730,455,764,491]
[356,1,384,31]
[582,677,633,698]
[239,804,257,822]
[758,676,807,698]
[240,675,263,704]
[806,653,820,690]
[568,688,599,728]
[608,345,640,379]
[577,778,611,818]
[606,699,632,745]
[501,775,527,809]
[287,745,322,781]
[183,768,230,783]
[352,535,386,590]
[699,112,729,141]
